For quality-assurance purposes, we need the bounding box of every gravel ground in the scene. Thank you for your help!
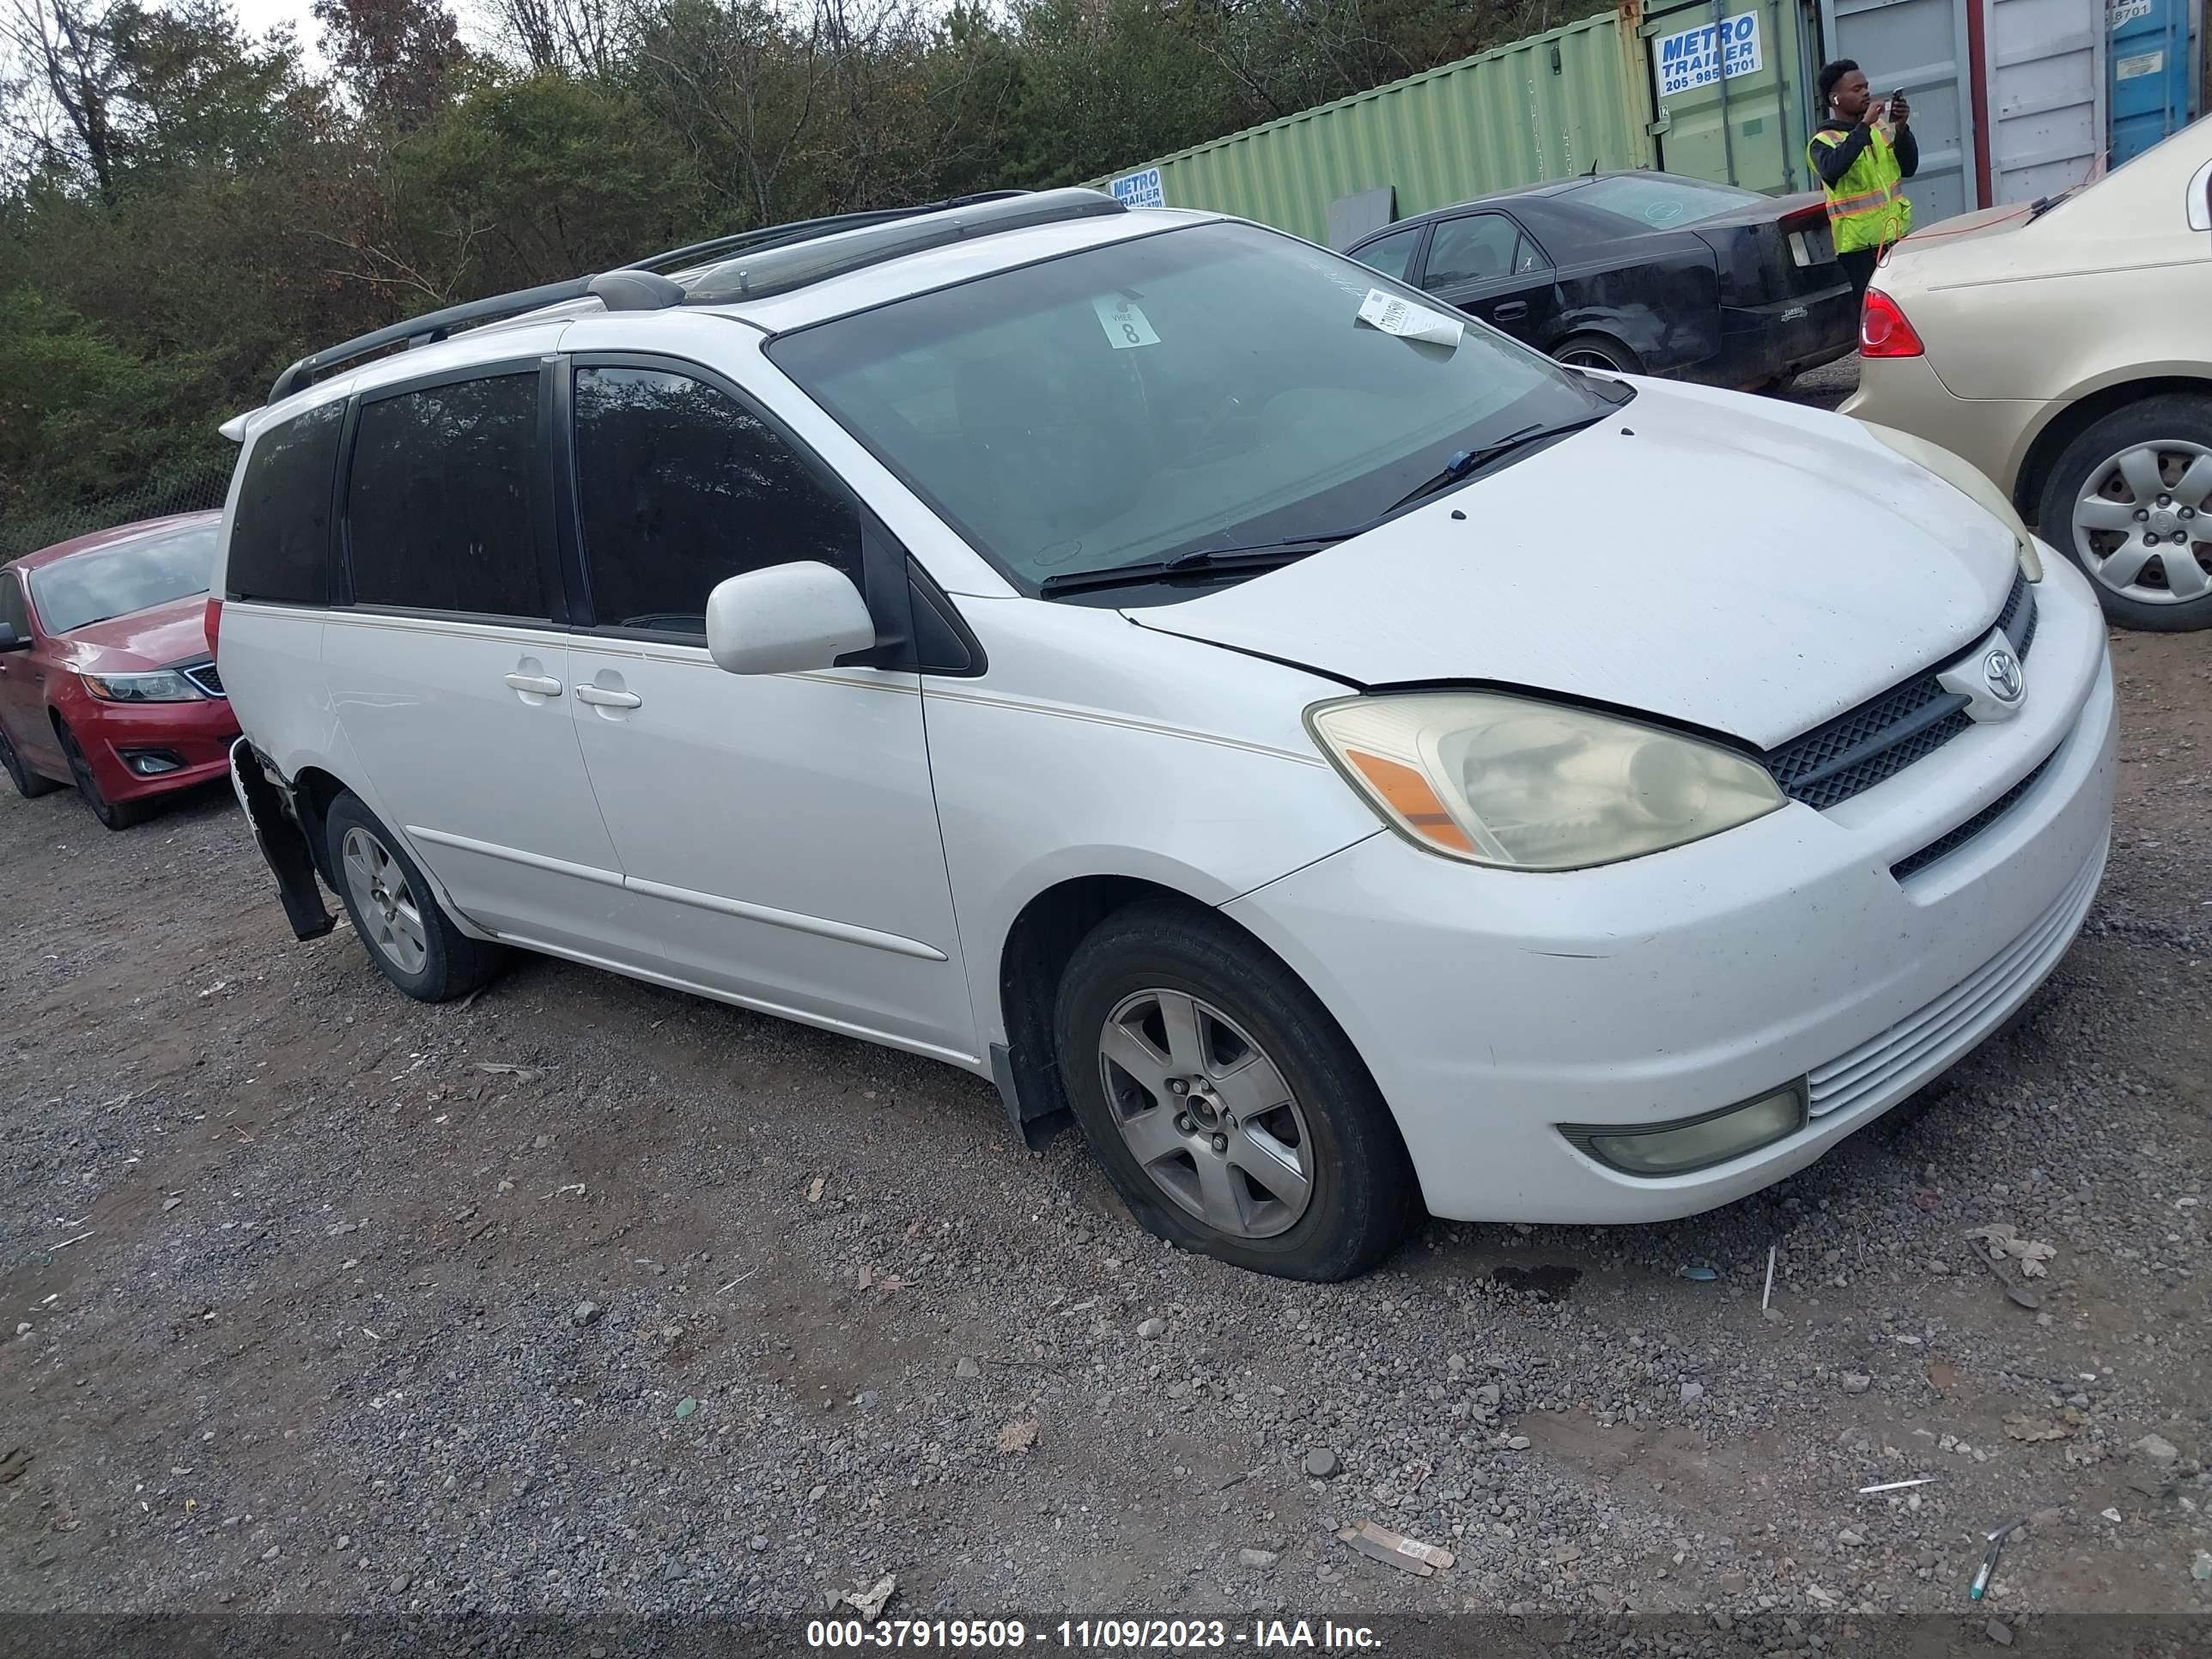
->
[3,528,2209,1634]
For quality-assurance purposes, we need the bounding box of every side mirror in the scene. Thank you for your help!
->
[705,562,877,677]
[0,624,31,653]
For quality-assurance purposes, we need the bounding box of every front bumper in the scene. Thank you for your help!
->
[69,692,240,802]
[1224,552,2116,1224]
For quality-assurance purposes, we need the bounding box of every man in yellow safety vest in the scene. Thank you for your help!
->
[1809,59,1919,301]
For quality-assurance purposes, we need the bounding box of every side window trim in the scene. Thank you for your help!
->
[1508,216,1554,272]
[336,355,566,629]
[556,349,914,659]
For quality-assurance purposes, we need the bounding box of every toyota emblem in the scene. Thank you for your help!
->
[1984,648,2024,703]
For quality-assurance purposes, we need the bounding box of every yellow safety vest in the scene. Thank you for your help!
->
[1809,124,1913,254]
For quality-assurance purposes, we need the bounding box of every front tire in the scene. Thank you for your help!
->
[324,791,505,1001]
[57,720,150,830]
[2038,396,2212,630]
[1054,900,1417,1281]
[0,724,60,799]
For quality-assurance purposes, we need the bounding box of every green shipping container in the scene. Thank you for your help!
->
[1090,11,1656,245]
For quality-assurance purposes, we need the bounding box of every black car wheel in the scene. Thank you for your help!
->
[57,720,150,830]
[1553,333,1643,374]
[0,723,60,799]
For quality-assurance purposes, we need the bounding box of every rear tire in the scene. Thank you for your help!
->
[2037,396,2212,631]
[1054,899,1417,1281]
[324,790,506,1002]
[0,724,60,799]
[1553,333,1644,375]
[57,720,151,830]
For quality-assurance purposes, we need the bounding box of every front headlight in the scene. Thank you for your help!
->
[1860,422,2042,582]
[1309,692,1784,871]
[81,670,202,702]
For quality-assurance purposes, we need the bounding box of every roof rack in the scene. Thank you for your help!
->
[264,188,1105,405]
[681,188,1124,303]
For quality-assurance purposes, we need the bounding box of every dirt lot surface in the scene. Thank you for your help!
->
[3,568,2209,1634]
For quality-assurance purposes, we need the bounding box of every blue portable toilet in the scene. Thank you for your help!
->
[2108,0,2197,166]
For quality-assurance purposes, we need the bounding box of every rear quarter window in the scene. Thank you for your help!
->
[227,400,343,605]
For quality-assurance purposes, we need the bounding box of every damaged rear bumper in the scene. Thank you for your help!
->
[229,737,336,941]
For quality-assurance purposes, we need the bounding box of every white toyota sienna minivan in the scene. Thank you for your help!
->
[213,189,2116,1280]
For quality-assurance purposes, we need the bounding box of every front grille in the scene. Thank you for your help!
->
[1765,572,2040,812]
[179,662,225,698]
[1766,678,1974,810]
[1890,749,2057,881]
[1995,569,2039,658]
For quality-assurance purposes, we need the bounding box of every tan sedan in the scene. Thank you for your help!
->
[1842,116,2212,629]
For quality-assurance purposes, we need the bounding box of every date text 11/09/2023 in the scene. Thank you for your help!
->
[805,1619,1383,1650]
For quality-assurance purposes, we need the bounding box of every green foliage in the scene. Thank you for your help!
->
[0,0,1542,527]
[0,286,218,518]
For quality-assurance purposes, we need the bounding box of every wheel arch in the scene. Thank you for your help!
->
[994,874,1208,1141]
[2014,373,2212,523]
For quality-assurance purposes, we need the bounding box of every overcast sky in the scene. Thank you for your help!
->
[228,0,506,64]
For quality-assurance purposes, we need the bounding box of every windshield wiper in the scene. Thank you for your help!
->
[1376,417,1595,519]
[1036,536,1347,599]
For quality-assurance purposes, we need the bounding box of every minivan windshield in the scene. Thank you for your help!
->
[29,522,216,634]
[769,222,1613,596]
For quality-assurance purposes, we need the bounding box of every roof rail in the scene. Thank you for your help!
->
[683,188,1124,305]
[263,189,1053,406]
[628,191,1030,275]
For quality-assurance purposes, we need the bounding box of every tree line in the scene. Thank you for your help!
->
[0,0,1556,520]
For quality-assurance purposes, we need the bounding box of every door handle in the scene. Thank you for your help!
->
[504,672,564,696]
[574,684,642,710]
[1492,301,1529,321]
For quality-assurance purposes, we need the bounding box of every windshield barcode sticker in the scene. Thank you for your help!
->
[1356,288,1463,348]
[1092,296,1160,349]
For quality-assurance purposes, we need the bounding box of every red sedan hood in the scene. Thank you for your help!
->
[59,593,212,672]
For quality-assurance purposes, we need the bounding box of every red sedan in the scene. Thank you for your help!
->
[0,512,239,830]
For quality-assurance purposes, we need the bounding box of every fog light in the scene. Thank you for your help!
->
[124,750,184,776]
[1564,1084,1807,1176]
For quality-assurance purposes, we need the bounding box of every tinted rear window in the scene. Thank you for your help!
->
[29,523,218,634]
[228,400,343,604]
[1564,174,1761,229]
[346,373,546,619]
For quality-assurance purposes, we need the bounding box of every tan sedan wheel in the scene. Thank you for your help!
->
[2043,396,2212,631]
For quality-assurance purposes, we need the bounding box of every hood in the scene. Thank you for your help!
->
[1128,381,2017,749]
[58,593,212,673]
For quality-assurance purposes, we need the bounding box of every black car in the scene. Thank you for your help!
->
[1346,171,1857,390]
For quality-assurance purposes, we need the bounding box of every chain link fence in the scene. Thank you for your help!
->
[0,456,235,562]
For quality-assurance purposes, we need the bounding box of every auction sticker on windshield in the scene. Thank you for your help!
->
[1092,295,1160,349]
[1356,287,1463,347]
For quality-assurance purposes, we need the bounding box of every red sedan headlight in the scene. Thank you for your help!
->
[80,670,204,702]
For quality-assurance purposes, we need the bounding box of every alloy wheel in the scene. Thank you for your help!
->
[341,826,429,976]
[1096,988,1316,1239]
[2070,439,2212,605]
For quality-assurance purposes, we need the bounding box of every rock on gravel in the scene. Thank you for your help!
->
[2134,1432,2179,1466]
[955,1357,981,1379]
[1842,1372,1873,1395]
[1136,1317,1165,1339]
[1303,1449,1340,1479]
[570,1300,601,1328]
[1237,1548,1279,1569]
